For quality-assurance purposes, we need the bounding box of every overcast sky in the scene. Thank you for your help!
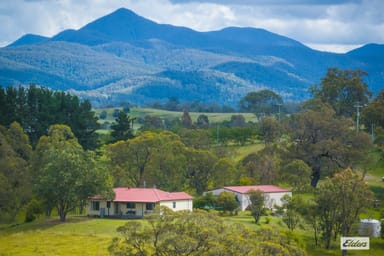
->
[1,0,383,53]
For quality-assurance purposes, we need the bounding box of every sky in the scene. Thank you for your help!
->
[1,0,383,53]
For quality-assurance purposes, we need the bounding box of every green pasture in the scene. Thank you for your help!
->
[0,217,126,256]
[94,107,257,130]
[229,143,264,162]
[1,213,383,256]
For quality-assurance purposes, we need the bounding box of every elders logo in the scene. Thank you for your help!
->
[340,237,370,250]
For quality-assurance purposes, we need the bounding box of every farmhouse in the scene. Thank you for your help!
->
[87,187,193,218]
[209,185,292,211]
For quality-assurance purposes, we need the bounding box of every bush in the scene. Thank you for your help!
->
[24,199,43,223]
[381,219,384,238]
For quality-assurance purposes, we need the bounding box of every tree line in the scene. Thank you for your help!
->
[0,85,99,149]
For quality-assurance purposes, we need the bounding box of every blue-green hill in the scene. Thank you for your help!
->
[1,8,383,107]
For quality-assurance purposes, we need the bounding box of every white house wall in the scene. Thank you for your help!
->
[87,200,108,216]
[160,199,193,211]
[265,192,292,209]
[222,190,292,211]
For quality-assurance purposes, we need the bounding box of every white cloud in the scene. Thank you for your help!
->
[305,43,363,53]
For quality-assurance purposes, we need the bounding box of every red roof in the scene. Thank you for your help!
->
[92,188,193,203]
[224,185,290,194]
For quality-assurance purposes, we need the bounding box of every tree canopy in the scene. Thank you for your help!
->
[239,89,283,115]
[110,110,135,142]
[109,208,306,256]
[288,103,372,187]
[0,122,32,222]
[0,85,100,149]
[313,169,373,250]
[248,189,265,223]
[362,88,384,145]
[32,124,112,221]
[310,68,371,117]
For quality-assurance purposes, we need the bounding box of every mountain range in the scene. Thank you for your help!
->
[1,8,383,108]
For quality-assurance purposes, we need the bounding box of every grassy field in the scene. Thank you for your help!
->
[94,107,258,132]
[1,213,383,256]
[0,217,126,256]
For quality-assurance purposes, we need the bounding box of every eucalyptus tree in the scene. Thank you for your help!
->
[288,102,372,187]
[185,147,218,194]
[32,124,112,221]
[211,157,238,188]
[310,68,371,117]
[239,89,283,115]
[0,122,32,222]
[314,169,373,250]
[140,115,165,131]
[106,131,187,190]
[281,159,312,192]
[258,116,281,144]
[177,128,211,149]
[248,189,265,224]
[240,145,281,185]
[196,114,210,129]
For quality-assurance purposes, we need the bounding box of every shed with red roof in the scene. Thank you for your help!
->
[208,185,291,211]
[87,187,193,218]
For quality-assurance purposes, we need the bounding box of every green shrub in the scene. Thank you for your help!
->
[24,199,43,222]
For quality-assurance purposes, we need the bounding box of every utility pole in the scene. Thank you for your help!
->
[371,123,375,143]
[354,102,362,134]
[277,103,282,123]
[216,122,220,146]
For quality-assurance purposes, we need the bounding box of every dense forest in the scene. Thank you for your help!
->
[1,67,384,255]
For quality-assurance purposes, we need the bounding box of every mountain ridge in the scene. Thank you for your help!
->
[1,8,383,108]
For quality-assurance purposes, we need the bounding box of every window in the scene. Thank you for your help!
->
[146,203,155,210]
[127,202,136,209]
[91,201,100,211]
[106,201,111,208]
[172,202,176,209]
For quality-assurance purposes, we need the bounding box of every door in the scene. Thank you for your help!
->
[114,202,119,215]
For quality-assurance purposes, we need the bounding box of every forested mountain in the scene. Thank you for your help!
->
[0,8,383,107]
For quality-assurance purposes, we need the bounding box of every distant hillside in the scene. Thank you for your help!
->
[0,8,383,108]
[8,34,48,47]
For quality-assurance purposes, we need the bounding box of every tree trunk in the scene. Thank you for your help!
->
[79,200,84,215]
[311,168,321,187]
[58,204,67,222]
